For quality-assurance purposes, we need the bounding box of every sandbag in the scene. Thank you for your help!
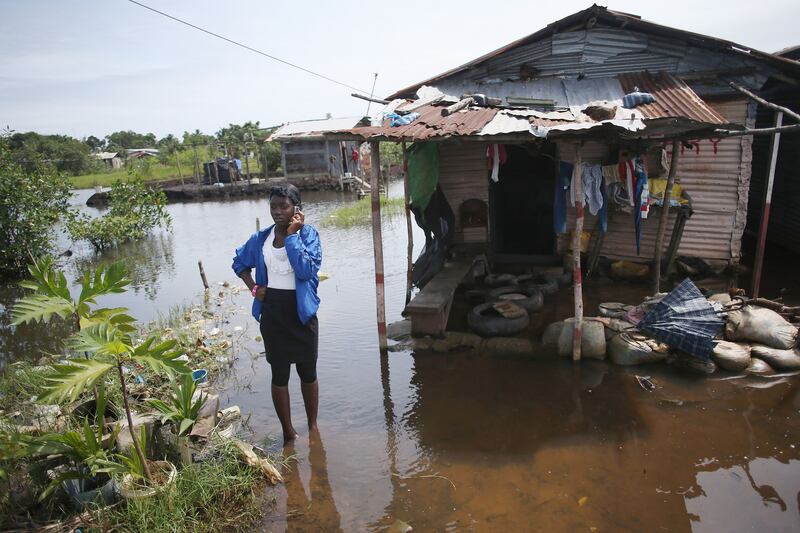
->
[725,306,798,349]
[542,321,564,354]
[750,345,800,370]
[557,318,606,360]
[744,357,775,376]
[608,332,668,366]
[711,341,751,372]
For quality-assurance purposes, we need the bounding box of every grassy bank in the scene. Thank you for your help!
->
[325,196,406,228]
[71,153,265,189]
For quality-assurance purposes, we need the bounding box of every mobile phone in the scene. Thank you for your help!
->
[293,206,300,214]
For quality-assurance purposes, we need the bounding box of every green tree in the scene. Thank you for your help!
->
[182,129,214,147]
[105,131,157,152]
[0,135,72,279]
[67,176,171,250]
[84,135,106,152]
[8,132,96,176]
[216,121,264,143]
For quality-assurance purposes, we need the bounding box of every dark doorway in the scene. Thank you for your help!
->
[490,144,556,256]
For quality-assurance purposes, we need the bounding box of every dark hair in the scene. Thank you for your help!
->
[269,183,301,208]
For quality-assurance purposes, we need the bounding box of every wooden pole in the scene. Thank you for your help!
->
[256,217,260,232]
[728,83,800,123]
[244,143,251,179]
[653,140,681,294]
[175,152,184,186]
[192,145,200,184]
[211,144,220,184]
[752,111,783,298]
[198,261,209,290]
[571,145,583,361]
[402,142,413,305]
[369,141,388,353]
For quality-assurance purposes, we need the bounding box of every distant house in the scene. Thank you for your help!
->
[93,151,122,169]
[268,117,366,188]
[126,148,159,160]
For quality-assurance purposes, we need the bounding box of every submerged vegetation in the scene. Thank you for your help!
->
[0,260,279,531]
[325,195,406,228]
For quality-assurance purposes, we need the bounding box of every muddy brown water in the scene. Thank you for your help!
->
[1,184,799,531]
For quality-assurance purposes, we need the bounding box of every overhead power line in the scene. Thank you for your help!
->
[126,0,372,95]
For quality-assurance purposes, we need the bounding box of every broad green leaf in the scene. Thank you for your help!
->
[25,257,72,301]
[78,262,131,305]
[39,359,115,403]
[178,418,194,436]
[11,294,73,325]
[67,323,131,357]
[39,470,85,501]
[132,337,189,376]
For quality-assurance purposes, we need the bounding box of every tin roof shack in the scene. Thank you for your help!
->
[268,117,365,189]
[93,151,122,169]
[326,5,800,347]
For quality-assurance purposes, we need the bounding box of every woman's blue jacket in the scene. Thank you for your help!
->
[231,224,321,324]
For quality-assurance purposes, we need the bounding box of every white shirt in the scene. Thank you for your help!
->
[263,230,296,290]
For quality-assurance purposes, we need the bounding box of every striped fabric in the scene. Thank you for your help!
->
[638,278,724,360]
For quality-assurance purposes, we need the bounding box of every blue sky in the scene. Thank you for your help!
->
[1,0,798,139]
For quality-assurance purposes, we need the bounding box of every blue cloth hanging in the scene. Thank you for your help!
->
[554,161,573,234]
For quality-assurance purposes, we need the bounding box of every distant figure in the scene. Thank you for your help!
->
[232,184,322,444]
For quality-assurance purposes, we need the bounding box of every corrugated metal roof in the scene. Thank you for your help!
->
[387,6,800,100]
[269,117,364,140]
[331,71,729,141]
[618,71,726,124]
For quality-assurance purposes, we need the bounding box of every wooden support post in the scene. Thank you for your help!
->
[653,140,681,294]
[211,144,220,184]
[192,145,200,184]
[402,142,413,305]
[572,145,583,361]
[175,152,184,186]
[752,111,783,298]
[198,261,209,290]
[244,144,251,179]
[369,141,388,353]
[256,217,260,232]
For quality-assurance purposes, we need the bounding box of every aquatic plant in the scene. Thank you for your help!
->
[325,195,405,228]
[66,176,171,250]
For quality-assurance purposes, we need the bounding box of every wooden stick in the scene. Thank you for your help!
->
[402,142,413,305]
[752,111,783,298]
[728,82,800,123]
[256,217,260,232]
[714,122,800,137]
[351,92,389,105]
[244,143,251,179]
[653,140,680,293]
[198,260,209,290]
[369,141,388,353]
[441,97,474,117]
[175,152,184,186]
[572,145,583,361]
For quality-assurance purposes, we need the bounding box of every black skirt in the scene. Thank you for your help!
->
[259,288,318,365]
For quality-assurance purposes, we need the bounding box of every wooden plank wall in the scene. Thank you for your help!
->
[437,143,489,244]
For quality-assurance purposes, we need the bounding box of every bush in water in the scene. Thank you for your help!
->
[67,175,171,250]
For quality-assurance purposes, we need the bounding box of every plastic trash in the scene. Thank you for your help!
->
[750,345,800,370]
[557,318,607,360]
[711,341,751,372]
[725,306,798,349]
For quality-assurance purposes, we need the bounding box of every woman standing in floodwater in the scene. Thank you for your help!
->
[232,184,322,444]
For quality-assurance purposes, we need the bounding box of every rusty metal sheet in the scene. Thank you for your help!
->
[617,71,726,124]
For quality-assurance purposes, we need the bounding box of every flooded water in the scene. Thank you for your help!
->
[1,183,799,532]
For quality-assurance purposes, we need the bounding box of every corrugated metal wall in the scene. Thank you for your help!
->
[282,140,347,179]
[747,87,800,254]
[556,100,752,264]
[437,143,489,244]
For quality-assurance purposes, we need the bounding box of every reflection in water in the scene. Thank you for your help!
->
[71,232,176,300]
[267,430,344,532]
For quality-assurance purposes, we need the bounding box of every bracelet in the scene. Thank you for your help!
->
[251,284,259,297]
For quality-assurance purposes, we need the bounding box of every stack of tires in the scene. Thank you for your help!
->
[467,271,567,337]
